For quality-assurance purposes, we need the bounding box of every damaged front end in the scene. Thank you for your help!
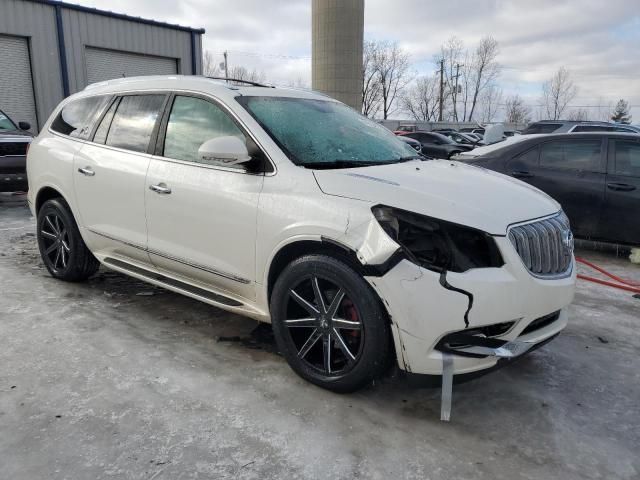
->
[343,206,574,419]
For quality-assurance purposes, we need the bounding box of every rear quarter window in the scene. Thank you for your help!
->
[50,96,111,139]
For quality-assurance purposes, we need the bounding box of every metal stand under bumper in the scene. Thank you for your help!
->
[440,334,535,421]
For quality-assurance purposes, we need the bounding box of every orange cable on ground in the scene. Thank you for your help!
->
[575,257,640,295]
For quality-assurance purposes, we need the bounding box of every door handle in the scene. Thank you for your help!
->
[77,166,95,176]
[511,170,533,178]
[607,182,636,192]
[149,183,172,194]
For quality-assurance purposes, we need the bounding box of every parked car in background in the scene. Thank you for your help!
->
[440,131,479,146]
[521,120,640,135]
[504,130,520,137]
[0,109,32,192]
[27,75,575,392]
[397,135,423,154]
[460,127,486,136]
[461,132,640,245]
[394,124,417,134]
[398,131,473,158]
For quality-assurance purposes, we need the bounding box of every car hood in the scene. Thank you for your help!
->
[312,160,560,235]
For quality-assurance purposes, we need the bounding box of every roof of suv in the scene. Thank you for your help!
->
[80,75,332,102]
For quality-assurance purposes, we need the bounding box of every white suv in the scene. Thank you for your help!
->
[27,76,575,392]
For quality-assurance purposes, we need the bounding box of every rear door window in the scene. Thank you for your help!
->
[104,95,166,153]
[508,146,539,168]
[50,95,111,139]
[540,139,603,171]
[612,140,640,177]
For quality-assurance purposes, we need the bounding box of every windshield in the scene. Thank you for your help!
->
[0,111,17,132]
[236,96,419,168]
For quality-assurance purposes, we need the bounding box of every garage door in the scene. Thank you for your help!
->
[85,47,178,85]
[0,35,37,132]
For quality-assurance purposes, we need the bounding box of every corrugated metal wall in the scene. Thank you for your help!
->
[0,0,62,130]
[0,0,203,131]
[60,6,199,93]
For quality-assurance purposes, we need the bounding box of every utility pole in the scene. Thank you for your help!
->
[452,63,463,122]
[223,51,229,82]
[438,58,444,122]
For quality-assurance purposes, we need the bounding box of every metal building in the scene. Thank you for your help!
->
[0,0,204,132]
[311,0,364,110]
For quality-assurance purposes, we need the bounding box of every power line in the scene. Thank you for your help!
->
[211,50,310,60]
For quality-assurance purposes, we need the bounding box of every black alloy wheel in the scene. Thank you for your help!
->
[37,198,100,281]
[271,254,390,392]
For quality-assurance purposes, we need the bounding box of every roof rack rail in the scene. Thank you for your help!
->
[205,76,274,88]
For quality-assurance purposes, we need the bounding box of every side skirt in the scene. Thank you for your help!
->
[102,256,268,321]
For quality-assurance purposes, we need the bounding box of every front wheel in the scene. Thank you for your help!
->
[270,254,390,393]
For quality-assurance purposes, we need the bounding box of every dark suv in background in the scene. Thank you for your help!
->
[462,132,640,245]
[521,120,639,135]
[0,109,32,192]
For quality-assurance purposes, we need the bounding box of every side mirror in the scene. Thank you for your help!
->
[18,121,31,131]
[197,136,252,167]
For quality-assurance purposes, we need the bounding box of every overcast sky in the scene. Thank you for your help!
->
[82,0,640,120]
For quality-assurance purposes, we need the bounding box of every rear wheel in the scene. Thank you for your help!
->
[270,254,390,392]
[37,198,99,281]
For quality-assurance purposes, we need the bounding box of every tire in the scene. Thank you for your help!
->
[37,198,100,281]
[270,254,390,393]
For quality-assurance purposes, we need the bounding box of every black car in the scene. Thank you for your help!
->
[0,109,32,192]
[399,131,473,159]
[397,135,423,154]
[462,132,640,245]
[440,130,479,146]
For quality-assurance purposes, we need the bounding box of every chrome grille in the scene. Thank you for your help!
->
[508,212,573,278]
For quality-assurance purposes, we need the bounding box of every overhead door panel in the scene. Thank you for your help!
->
[0,35,37,131]
[85,47,178,85]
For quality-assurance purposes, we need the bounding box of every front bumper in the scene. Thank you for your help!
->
[366,236,576,376]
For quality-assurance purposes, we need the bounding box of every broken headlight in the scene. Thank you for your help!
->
[372,205,503,273]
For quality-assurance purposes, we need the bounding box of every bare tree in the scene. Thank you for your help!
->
[478,85,503,123]
[401,75,439,121]
[362,40,382,117]
[540,67,578,120]
[372,41,411,119]
[438,37,464,121]
[467,36,500,121]
[504,94,532,124]
[228,65,266,84]
[202,50,220,77]
[567,108,590,121]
